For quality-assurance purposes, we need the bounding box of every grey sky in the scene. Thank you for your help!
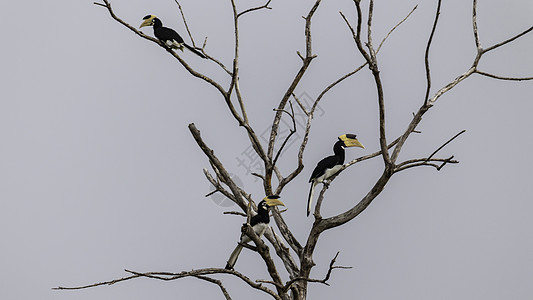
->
[2,0,532,299]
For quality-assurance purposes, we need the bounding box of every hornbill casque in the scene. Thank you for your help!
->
[307,134,364,217]
[225,195,285,270]
[139,15,206,59]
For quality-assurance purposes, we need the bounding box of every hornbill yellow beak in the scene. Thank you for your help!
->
[264,195,285,207]
[339,134,365,149]
[139,15,156,28]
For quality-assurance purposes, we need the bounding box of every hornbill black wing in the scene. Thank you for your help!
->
[307,155,342,216]
[309,155,341,182]
[157,28,206,58]
[155,26,185,45]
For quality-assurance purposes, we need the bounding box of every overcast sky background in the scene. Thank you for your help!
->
[2,0,533,299]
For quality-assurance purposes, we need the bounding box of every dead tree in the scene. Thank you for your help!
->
[56,0,532,299]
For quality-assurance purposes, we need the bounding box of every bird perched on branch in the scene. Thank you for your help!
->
[307,134,364,217]
[139,15,206,58]
[225,195,285,270]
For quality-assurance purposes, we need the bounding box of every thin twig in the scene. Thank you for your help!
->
[291,92,309,116]
[174,0,196,47]
[272,101,297,167]
[482,25,533,53]
[203,168,236,202]
[237,0,273,18]
[205,189,218,197]
[53,274,139,290]
[426,130,466,161]
[424,0,443,105]
[377,5,417,53]
[284,251,351,291]
[223,211,247,217]
[475,71,533,81]
[395,156,458,172]
[194,275,233,300]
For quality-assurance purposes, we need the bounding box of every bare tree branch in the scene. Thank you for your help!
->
[284,251,351,290]
[271,208,303,256]
[423,0,442,105]
[395,156,458,172]
[482,25,533,54]
[366,0,376,57]
[194,275,233,300]
[189,123,247,211]
[472,0,482,50]
[347,0,392,166]
[241,224,289,300]
[313,183,328,219]
[173,0,198,48]
[224,211,248,217]
[426,130,466,161]
[291,93,309,116]
[55,267,281,299]
[264,228,300,277]
[237,0,273,18]
[272,102,297,167]
[377,5,418,52]
[475,70,533,81]
[54,273,138,290]
[204,168,236,201]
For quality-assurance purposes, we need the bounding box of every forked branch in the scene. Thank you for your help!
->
[237,0,273,18]
[189,123,248,211]
[55,268,281,300]
[284,251,351,290]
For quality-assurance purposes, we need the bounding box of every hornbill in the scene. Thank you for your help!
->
[139,15,206,58]
[225,195,285,270]
[307,134,364,217]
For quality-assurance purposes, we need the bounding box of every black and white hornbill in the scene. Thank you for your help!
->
[139,15,206,59]
[307,134,364,217]
[225,195,285,270]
